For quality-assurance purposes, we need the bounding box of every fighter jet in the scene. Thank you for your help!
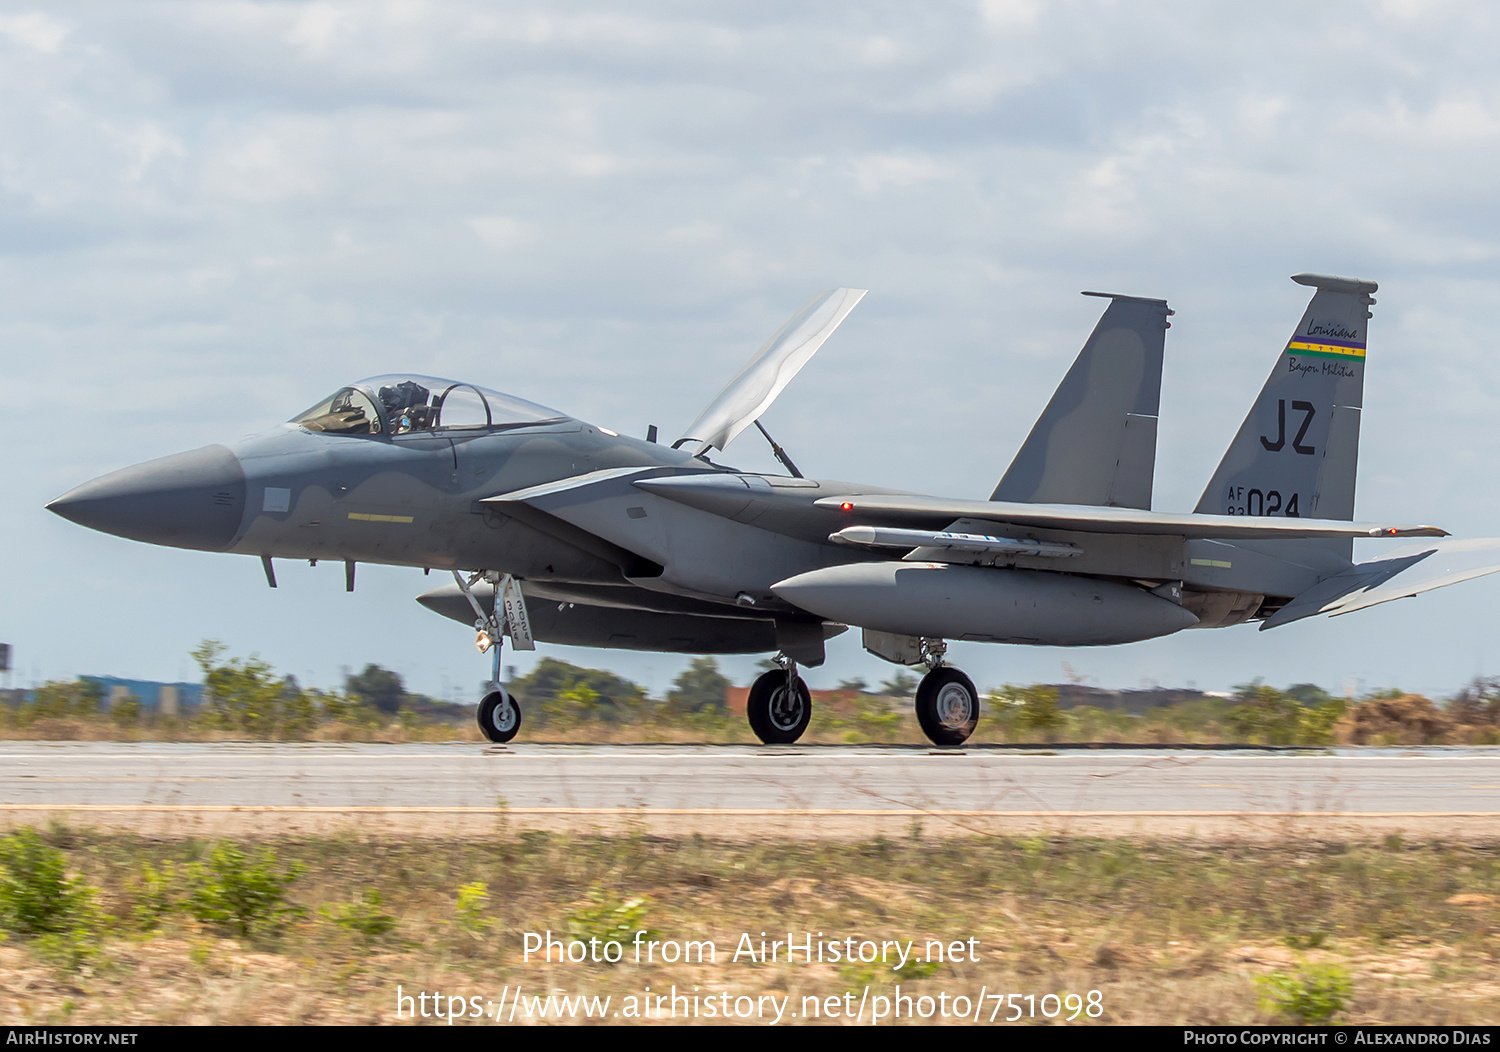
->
[47,275,1500,746]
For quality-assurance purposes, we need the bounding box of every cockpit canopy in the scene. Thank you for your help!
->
[292,375,566,437]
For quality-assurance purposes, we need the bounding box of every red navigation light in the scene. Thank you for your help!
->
[840,502,854,512]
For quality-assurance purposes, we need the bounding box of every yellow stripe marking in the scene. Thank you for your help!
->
[1288,340,1366,358]
[347,512,414,523]
[1190,558,1232,569]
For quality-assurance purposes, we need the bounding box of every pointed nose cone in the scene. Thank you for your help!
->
[47,444,246,552]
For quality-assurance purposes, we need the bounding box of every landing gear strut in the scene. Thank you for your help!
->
[454,569,533,744]
[747,656,811,745]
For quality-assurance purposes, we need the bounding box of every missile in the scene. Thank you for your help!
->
[829,525,1080,558]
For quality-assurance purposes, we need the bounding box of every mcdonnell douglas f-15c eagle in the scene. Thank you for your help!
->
[47,274,1500,746]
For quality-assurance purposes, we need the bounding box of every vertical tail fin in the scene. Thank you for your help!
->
[992,292,1171,509]
[1195,272,1377,564]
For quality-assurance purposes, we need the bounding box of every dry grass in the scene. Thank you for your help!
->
[0,717,485,744]
[1,826,1497,1025]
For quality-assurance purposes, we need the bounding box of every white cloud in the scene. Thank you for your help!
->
[849,153,949,192]
[0,12,69,53]
[1371,94,1500,143]
[285,1,351,57]
[122,123,188,182]
[201,122,329,201]
[977,0,1041,31]
[467,215,530,248]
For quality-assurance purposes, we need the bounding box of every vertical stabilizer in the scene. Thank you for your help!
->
[992,293,1171,509]
[1195,273,1377,564]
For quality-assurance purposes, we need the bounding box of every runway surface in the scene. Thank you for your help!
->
[3,742,1497,838]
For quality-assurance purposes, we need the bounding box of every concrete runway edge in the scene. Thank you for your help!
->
[5,805,1499,840]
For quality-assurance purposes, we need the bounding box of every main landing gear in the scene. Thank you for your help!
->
[915,666,979,747]
[745,639,981,747]
[747,656,811,745]
[912,639,980,747]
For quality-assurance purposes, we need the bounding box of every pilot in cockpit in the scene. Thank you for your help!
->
[379,380,435,434]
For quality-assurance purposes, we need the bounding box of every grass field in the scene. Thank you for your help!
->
[1,824,1496,1025]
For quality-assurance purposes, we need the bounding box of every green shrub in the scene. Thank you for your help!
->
[0,827,99,937]
[321,888,397,940]
[892,957,942,980]
[130,860,178,931]
[34,929,98,972]
[1256,963,1353,1023]
[1227,682,1347,746]
[192,640,318,739]
[182,843,305,938]
[565,891,655,959]
[988,685,1064,739]
[110,694,143,728]
[454,881,492,937]
[849,693,903,742]
[28,680,104,720]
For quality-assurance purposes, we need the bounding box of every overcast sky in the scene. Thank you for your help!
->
[8,1,1500,701]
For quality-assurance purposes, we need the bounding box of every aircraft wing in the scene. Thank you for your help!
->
[481,468,669,578]
[676,288,866,456]
[815,494,1447,541]
[1259,537,1500,628]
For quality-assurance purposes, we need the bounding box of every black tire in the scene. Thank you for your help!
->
[915,667,979,746]
[477,688,522,744]
[746,669,812,745]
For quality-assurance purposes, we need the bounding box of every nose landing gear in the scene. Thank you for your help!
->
[454,569,534,744]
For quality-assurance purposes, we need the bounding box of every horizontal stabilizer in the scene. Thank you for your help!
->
[677,288,866,455]
[818,494,1447,541]
[1260,537,1500,629]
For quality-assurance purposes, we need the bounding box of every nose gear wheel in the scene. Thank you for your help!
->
[477,687,522,744]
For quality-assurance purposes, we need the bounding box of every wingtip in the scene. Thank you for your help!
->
[1368,525,1449,538]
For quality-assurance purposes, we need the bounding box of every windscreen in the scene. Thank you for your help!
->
[292,388,382,434]
[293,375,566,436]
